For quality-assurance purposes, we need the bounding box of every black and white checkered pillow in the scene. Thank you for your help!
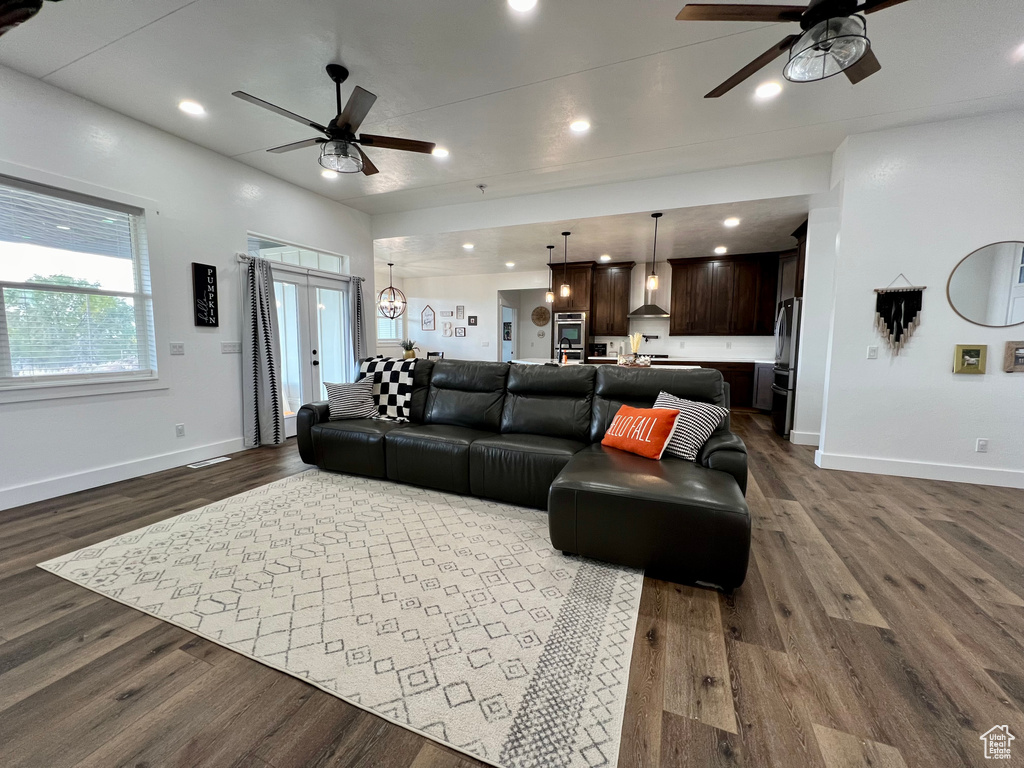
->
[653,390,729,461]
[358,357,416,420]
[324,378,377,420]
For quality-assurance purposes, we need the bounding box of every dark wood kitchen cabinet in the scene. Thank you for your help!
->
[669,253,779,336]
[590,261,634,337]
[651,359,756,407]
[549,263,593,312]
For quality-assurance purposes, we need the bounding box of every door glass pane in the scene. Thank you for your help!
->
[274,282,302,417]
[316,286,352,397]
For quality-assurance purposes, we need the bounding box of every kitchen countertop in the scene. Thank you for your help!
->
[512,358,700,370]
[587,356,775,365]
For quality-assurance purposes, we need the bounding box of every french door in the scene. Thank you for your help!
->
[273,271,354,437]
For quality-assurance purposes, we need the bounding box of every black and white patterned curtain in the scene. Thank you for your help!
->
[242,257,285,447]
[348,277,367,379]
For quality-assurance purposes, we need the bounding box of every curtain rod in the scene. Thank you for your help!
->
[235,252,364,282]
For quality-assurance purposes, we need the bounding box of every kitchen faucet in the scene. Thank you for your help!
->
[558,336,572,362]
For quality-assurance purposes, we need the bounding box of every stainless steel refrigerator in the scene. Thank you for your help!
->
[771,298,802,438]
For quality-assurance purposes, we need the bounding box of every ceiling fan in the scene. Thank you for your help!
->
[0,0,61,38]
[232,64,435,176]
[677,0,912,98]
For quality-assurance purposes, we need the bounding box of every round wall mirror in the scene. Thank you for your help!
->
[947,241,1024,327]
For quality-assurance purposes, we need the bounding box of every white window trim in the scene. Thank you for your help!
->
[0,159,168,404]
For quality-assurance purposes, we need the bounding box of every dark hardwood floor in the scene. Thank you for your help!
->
[1,413,1023,767]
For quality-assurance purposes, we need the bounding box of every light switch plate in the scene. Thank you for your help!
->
[221,341,242,354]
[481,341,489,347]
[169,342,185,356]
[866,346,878,359]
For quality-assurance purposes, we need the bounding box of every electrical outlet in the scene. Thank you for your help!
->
[679,341,685,349]
[175,423,185,438]
[976,438,989,453]
[866,345,879,359]
[726,341,732,350]
[481,341,489,347]
[169,342,185,356]
[221,341,241,354]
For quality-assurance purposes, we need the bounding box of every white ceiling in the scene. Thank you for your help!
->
[375,196,810,277]
[2,0,1023,216]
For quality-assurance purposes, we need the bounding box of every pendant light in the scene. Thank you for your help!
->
[559,231,571,298]
[646,212,662,291]
[377,262,406,319]
[544,245,555,303]
[629,213,670,319]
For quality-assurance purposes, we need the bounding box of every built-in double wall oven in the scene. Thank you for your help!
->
[553,312,587,362]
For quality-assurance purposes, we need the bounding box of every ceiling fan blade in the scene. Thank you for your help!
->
[266,137,324,154]
[358,134,436,154]
[705,34,800,98]
[232,91,328,134]
[334,86,377,134]
[677,4,805,22]
[0,0,44,37]
[844,46,881,84]
[355,146,379,176]
[860,0,912,12]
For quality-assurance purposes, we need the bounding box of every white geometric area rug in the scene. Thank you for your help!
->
[39,469,643,768]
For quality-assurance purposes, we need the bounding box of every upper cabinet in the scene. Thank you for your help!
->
[590,262,634,337]
[669,253,780,335]
[550,263,593,312]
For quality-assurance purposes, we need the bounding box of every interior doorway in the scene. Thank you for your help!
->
[500,304,517,362]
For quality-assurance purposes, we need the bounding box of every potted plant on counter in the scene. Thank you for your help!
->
[399,339,420,360]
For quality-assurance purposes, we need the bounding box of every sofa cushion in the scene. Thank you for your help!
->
[501,364,595,441]
[311,419,411,478]
[589,366,729,443]
[469,433,587,509]
[548,444,750,590]
[424,360,509,432]
[385,424,495,494]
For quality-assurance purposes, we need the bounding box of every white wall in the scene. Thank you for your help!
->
[514,289,552,359]
[401,271,548,361]
[817,110,1024,488]
[0,66,374,509]
[791,202,839,446]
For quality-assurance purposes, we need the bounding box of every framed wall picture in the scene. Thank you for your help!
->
[468,316,478,326]
[456,305,465,320]
[1004,341,1024,372]
[502,321,512,341]
[440,311,453,317]
[191,263,218,327]
[455,327,466,338]
[421,305,435,331]
[953,344,987,374]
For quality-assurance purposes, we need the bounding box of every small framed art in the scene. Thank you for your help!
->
[455,327,466,338]
[468,316,478,326]
[456,305,465,320]
[1004,341,1024,373]
[953,344,987,374]
[421,305,435,332]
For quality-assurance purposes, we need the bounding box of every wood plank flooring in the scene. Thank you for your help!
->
[1,413,1022,767]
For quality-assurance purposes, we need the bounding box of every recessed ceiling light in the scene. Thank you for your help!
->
[1013,42,1024,63]
[321,169,339,179]
[506,262,515,267]
[714,246,728,255]
[755,82,782,100]
[723,217,741,228]
[462,243,474,250]
[56,225,71,230]
[599,254,611,262]
[178,100,206,116]
[507,0,537,11]
[432,147,450,158]
[569,119,590,133]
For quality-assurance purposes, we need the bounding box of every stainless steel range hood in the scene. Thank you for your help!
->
[628,302,670,318]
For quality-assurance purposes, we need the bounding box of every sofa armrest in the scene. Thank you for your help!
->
[297,401,330,465]
[697,432,748,495]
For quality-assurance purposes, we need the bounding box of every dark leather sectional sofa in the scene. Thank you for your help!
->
[297,360,751,591]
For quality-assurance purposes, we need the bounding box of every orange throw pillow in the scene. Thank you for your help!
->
[601,405,681,460]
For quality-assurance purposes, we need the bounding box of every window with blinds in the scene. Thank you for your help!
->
[377,313,404,342]
[0,177,155,387]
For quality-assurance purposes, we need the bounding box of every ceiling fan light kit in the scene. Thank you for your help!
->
[784,15,870,82]
[319,140,363,174]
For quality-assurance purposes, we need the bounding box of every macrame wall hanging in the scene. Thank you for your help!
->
[874,274,926,356]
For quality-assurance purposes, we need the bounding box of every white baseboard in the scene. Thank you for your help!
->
[814,450,1024,489]
[0,438,249,511]
[789,430,820,447]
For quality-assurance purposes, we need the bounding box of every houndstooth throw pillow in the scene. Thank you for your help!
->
[653,390,729,461]
[358,357,416,420]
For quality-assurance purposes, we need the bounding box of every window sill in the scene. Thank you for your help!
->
[0,375,168,404]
